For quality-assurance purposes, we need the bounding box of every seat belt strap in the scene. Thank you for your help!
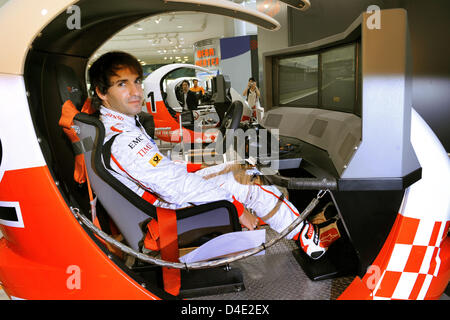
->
[156,207,181,296]
[59,100,86,184]
[142,205,181,295]
[260,193,285,222]
[58,99,100,228]
[142,190,158,204]
[84,163,101,229]
[59,98,96,184]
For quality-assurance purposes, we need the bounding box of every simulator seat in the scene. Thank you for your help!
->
[73,113,242,249]
[57,64,245,298]
[72,112,245,298]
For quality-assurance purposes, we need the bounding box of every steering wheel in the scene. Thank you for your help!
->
[219,100,243,136]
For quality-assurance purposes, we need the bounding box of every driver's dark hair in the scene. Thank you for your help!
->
[88,51,143,110]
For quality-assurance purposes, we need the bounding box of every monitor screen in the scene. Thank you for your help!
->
[276,42,361,116]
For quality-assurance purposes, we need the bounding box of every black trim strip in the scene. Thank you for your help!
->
[0,138,3,168]
[338,167,422,191]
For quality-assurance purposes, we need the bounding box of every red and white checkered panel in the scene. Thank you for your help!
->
[372,216,449,300]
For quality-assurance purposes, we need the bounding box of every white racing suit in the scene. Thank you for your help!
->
[100,106,307,241]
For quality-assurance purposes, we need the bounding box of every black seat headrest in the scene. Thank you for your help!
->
[56,64,86,110]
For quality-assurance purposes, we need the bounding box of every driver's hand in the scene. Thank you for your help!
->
[239,208,259,231]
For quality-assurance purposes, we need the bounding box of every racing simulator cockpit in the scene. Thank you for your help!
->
[143,63,252,149]
[1,0,448,301]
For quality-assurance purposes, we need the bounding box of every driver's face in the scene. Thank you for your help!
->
[182,82,189,92]
[96,67,143,116]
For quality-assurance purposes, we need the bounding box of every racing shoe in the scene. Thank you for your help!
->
[309,201,338,225]
[318,217,342,249]
[296,221,327,260]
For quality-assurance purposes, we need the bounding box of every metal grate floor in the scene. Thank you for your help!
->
[191,226,355,300]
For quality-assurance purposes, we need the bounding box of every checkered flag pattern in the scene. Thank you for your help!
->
[372,216,449,300]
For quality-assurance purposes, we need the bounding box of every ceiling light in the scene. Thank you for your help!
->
[177,26,183,29]
[41,8,48,15]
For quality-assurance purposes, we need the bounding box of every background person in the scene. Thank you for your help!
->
[243,77,261,120]
[177,80,198,111]
[190,78,205,104]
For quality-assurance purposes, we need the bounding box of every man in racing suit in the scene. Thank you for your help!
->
[89,51,339,260]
